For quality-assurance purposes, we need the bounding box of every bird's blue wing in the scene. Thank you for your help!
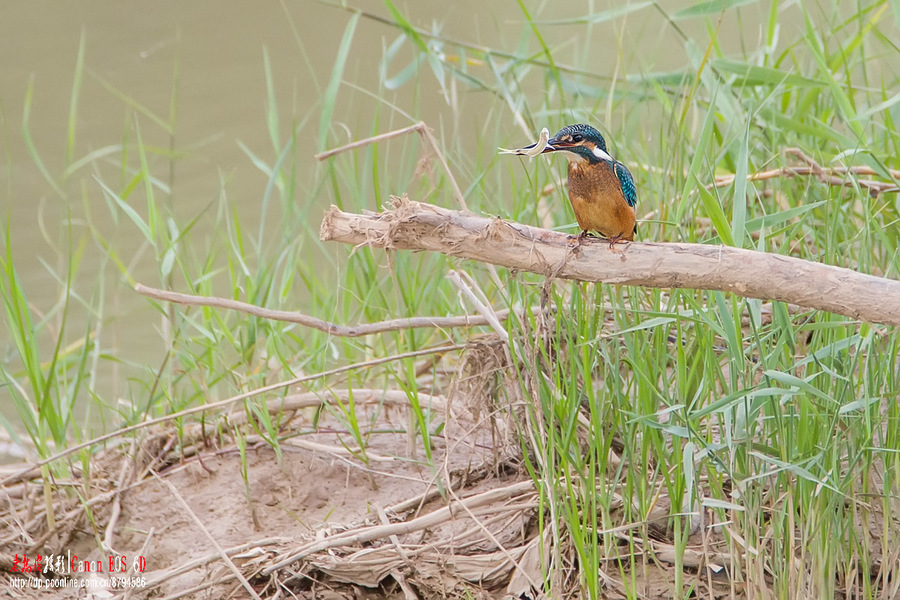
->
[614,161,637,207]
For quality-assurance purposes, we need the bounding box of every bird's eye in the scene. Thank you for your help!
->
[572,134,583,143]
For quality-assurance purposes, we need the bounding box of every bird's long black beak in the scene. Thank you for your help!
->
[519,140,557,154]
[545,136,578,151]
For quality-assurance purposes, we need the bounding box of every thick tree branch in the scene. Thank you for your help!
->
[320,196,900,327]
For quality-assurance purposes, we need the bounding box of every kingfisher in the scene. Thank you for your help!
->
[525,124,637,247]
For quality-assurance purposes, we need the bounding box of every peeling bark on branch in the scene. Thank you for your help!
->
[320,196,900,327]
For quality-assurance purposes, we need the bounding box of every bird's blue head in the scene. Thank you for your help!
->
[539,124,612,165]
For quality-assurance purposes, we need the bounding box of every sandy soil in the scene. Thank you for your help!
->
[2,384,552,599]
[3,373,891,599]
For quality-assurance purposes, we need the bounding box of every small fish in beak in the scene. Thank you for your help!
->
[498,127,554,158]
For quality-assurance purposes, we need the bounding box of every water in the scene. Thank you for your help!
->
[0,0,763,448]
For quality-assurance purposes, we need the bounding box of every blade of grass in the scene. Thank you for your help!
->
[731,117,750,247]
[803,12,865,141]
[516,0,565,97]
[91,71,173,135]
[318,12,360,151]
[673,0,758,20]
[22,77,65,199]
[534,2,652,25]
[712,59,825,87]
[65,29,86,170]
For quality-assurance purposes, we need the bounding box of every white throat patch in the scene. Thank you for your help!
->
[591,146,613,162]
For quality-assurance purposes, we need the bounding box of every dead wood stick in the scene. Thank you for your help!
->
[263,479,537,573]
[135,283,508,337]
[142,537,291,593]
[226,389,449,425]
[319,196,900,327]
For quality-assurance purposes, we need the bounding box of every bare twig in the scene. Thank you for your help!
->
[283,439,397,463]
[155,473,263,600]
[314,122,425,160]
[711,147,900,196]
[140,537,291,595]
[320,196,900,327]
[446,270,508,339]
[135,283,507,337]
[102,440,136,553]
[122,526,154,600]
[416,122,469,211]
[226,389,448,425]
[315,121,468,211]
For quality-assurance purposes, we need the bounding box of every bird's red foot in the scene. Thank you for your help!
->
[567,230,591,247]
[606,234,631,251]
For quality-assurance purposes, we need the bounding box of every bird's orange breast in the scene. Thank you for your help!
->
[567,162,635,240]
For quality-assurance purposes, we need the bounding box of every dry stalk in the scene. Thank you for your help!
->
[123,526,155,600]
[134,283,511,337]
[386,479,451,517]
[446,270,508,339]
[154,473,263,600]
[442,481,539,592]
[102,440,136,553]
[224,389,448,426]
[315,120,468,211]
[314,122,425,161]
[281,438,397,463]
[320,196,900,327]
[373,504,419,600]
[263,479,537,573]
[308,544,531,589]
[141,537,291,594]
[711,147,900,196]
